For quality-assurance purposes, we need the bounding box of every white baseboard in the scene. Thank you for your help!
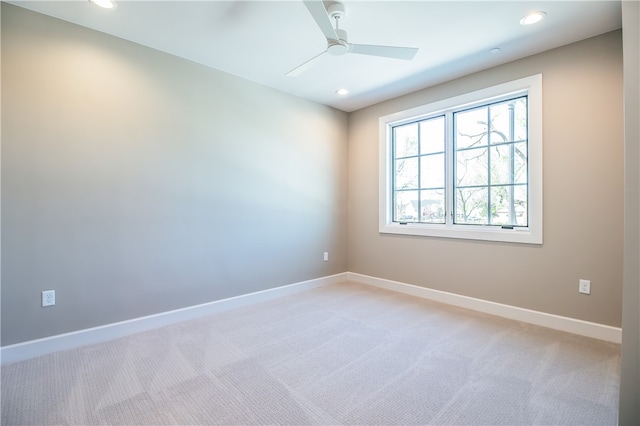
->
[2,270,620,365]
[347,272,622,344]
[0,273,348,365]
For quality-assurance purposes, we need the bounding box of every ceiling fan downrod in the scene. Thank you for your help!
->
[327,2,348,56]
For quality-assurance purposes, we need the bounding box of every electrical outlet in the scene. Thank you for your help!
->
[42,290,56,307]
[323,252,329,261]
[579,279,591,295]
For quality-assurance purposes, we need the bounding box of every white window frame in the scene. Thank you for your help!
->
[379,74,543,244]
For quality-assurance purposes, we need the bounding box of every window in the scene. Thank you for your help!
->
[379,75,542,244]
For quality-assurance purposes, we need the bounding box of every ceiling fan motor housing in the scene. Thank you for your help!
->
[327,28,349,55]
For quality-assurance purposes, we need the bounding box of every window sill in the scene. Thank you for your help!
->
[379,222,542,245]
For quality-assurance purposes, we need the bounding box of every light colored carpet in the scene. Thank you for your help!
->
[1,281,620,425]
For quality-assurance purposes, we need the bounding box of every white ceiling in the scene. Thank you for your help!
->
[7,0,622,112]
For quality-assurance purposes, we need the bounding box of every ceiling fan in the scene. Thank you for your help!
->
[286,0,419,77]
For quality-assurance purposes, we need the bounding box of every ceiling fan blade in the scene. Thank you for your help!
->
[303,0,339,41]
[286,50,329,77]
[349,44,418,60]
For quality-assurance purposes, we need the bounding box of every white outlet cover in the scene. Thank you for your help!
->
[42,290,56,307]
[579,279,591,295]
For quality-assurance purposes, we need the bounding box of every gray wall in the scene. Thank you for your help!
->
[619,1,640,424]
[348,31,624,327]
[1,4,348,346]
[0,3,627,349]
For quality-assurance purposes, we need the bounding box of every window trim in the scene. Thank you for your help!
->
[379,74,543,244]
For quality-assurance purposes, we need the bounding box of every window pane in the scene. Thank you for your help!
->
[420,153,445,188]
[490,185,528,226]
[514,185,528,226]
[455,107,488,149]
[489,102,513,144]
[395,190,418,222]
[489,97,528,144]
[513,98,527,142]
[420,190,445,223]
[513,142,527,184]
[420,116,445,154]
[491,142,527,185]
[491,143,527,185]
[490,144,510,185]
[455,187,488,224]
[491,186,514,225]
[456,147,488,187]
[394,123,418,158]
[395,158,418,190]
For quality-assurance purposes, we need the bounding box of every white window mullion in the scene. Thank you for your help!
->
[445,110,455,227]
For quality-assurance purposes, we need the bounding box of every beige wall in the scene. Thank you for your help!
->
[1,4,348,346]
[348,31,624,327]
[619,1,640,423]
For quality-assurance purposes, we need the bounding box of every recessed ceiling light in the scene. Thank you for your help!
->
[336,89,349,96]
[489,48,501,55]
[89,0,117,10]
[520,11,546,25]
